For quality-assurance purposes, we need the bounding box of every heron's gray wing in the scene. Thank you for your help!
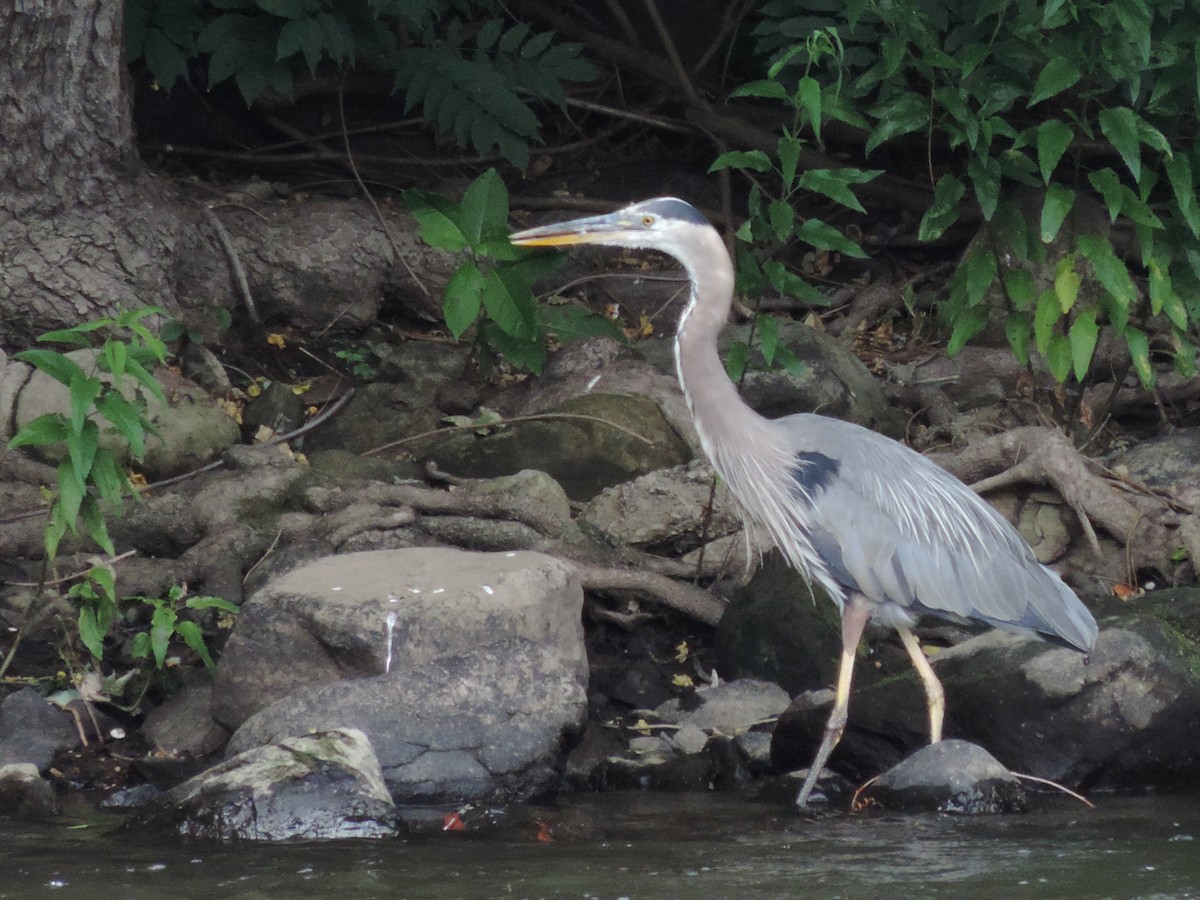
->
[776,415,1097,652]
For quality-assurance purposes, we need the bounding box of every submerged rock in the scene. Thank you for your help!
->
[863,740,1028,814]
[0,763,60,819]
[126,728,399,841]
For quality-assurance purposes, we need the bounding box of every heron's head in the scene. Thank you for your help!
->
[510,197,711,255]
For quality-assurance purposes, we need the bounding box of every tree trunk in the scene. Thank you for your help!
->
[0,0,214,344]
[0,1,442,349]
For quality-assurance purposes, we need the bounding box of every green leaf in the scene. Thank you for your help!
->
[1098,107,1142,181]
[144,28,189,91]
[131,631,151,661]
[778,134,802,191]
[539,305,624,344]
[724,341,749,381]
[482,267,538,340]
[443,263,485,339]
[1053,256,1081,312]
[964,246,997,306]
[768,199,794,241]
[56,457,85,537]
[101,339,127,384]
[729,80,788,101]
[78,606,107,661]
[866,94,928,155]
[123,355,168,409]
[1068,312,1099,381]
[8,413,69,449]
[150,605,177,669]
[1035,120,1074,184]
[86,565,116,604]
[1004,311,1032,365]
[1002,268,1037,310]
[1045,333,1073,382]
[1029,58,1081,106]
[797,169,872,214]
[186,595,240,614]
[276,17,324,73]
[80,495,115,556]
[761,260,829,303]
[1125,327,1154,387]
[69,376,102,437]
[795,219,866,258]
[1164,154,1200,239]
[758,314,779,366]
[991,201,1029,260]
[1149,259,1188,329]
[947,306,988,355]
[967,155,1001,220]
[67,420,99,496]
[918,175,965,242]
[1034,289,1061,354]
[404,189,469,250]
[1077,235,1135,306]
[175,620,218,672]
[1040,184,1075,243]
[457,169,509,248]
[88,447,129,506]
[95,392,147,459]
[1088,168,1124,222]
[708,150,772,173]
[475,17,502,50]
[796,76,822,142]
[14,349,87,387]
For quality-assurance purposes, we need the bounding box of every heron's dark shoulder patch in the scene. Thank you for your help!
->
[789,451,840,497]
[640,197,709,226]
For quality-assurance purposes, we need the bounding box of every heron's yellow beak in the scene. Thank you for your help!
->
[510,210,634,247]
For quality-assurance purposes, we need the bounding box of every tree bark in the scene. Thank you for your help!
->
[0,0,212,344]
[0,0,440,349]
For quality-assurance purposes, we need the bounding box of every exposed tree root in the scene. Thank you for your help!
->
[931,426,1193,578]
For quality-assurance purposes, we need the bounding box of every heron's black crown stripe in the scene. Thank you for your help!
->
[641,198,709,226]
[790,450,840,497]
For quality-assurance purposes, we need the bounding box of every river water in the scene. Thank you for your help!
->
[2,790,1198,899]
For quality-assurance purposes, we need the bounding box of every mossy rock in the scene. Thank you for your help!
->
[423,393,690,501]
[714,551,843,696]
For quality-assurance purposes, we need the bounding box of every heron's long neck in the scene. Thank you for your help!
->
[672,233,774,470]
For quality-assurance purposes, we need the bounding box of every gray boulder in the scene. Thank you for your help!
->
[127,728,398,841]
[229,639,584,803]
[0,688,78,770]
[213,548,588,803]
[777,616,1200,793]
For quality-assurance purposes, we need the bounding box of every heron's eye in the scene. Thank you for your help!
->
[641,215,655,226]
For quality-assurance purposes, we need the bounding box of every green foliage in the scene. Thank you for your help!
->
[68,569,236,673]
[68,567,118,663]
[710,29,878,367]
[748,0,1200,390]
[333,345,378,380]
[405,169,622,374]
[129,585,239,673]
[724,314,807,383]
[123,0,596,166]
[8,308,167,562]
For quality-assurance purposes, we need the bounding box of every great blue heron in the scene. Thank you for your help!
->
[510,197,1098,807]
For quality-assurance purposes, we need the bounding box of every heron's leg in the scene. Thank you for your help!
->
[896,625,944,744]
[796,599,871,808]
